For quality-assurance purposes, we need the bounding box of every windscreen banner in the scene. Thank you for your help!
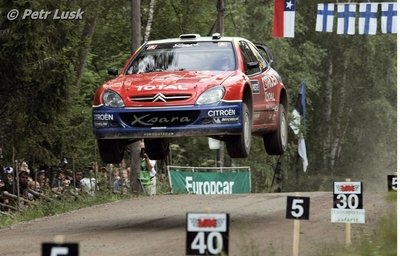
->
[168,167,251,195]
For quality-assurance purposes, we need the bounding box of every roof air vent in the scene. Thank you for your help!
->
[179,34,200,39]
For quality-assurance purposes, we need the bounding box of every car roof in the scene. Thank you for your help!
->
[146,34,249,45]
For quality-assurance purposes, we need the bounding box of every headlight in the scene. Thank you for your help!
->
[196,86,225,105]
[102,90,125,107]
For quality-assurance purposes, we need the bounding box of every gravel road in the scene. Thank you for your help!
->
[0,191,392,256]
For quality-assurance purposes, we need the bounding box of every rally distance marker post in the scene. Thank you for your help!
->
[186,212,229,255]
[286,193,310,256]
[331,178,365,247]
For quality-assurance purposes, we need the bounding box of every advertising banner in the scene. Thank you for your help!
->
[168,167,251,195]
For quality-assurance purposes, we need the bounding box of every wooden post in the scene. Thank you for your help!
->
[345,178,351,246]
[292,192,301,256]
[293,219,300,256]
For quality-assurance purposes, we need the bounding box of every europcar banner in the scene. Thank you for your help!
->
[168,168,251,195]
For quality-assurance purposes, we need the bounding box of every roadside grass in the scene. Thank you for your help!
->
[0,191,130,229]
[314,192,397,256]
[233,193,396,256]
[0,177,175,229]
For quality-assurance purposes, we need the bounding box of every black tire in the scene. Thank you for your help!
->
[263,104,288,155]
[144,139,169,160]
[226,103,252,158]
[97,139,126,164]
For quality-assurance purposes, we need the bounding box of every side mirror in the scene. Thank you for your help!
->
[107,68,119,76]
[246,61,259,69]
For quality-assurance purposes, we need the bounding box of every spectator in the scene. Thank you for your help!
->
[0,167,14,211]
[2,167,15,194]
[73,170,84,189]
[37,170,50,193]
[140,142,157,195]
[120,168,131,194]
[51,170,69,192]
[28,180,41,193]
[113,168,130,194]
[80,171,96,196]
[96,166,109,191]
[112,168,121,193]
[19,170,33,200]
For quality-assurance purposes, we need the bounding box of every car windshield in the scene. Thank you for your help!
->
[126,41,235,74]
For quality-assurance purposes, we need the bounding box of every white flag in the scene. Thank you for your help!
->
[381,3,397,34]
[337,4,357,35]
[359,3,378,35]
[316,3,335,32]
[298,136,308,172]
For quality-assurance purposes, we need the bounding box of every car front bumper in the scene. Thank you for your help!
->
[92,102,243,139]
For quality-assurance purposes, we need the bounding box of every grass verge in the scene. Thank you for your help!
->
[316,192,397,256]
[0,191,130,229]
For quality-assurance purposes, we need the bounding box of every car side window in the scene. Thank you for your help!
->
[249,44,268,71]
[257,47,271,65]
[239,41,261,75]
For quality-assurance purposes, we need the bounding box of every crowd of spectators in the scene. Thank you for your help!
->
[0,159,156,214]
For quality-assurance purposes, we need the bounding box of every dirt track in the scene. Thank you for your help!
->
[0,192,392,256]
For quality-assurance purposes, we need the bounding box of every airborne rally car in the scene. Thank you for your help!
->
[92,33,288,163]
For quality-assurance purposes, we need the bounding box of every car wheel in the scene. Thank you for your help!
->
[144,139,170,160]
[97,139,126,164]
[226,103,252,158]
[263,104,288,155]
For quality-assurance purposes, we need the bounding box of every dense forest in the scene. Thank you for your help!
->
[0,0,396,192]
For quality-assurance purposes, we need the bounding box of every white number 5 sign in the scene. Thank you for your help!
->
[286,196,310,220]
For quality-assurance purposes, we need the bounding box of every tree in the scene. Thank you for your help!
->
[129,0,142,194]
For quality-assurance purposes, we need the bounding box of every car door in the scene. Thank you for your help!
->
[238,41,273,131]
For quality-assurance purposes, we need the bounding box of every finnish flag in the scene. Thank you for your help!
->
[316,3,335,32]
[381,3,397,34]
[359,3,378,35]
[337,4,357,35]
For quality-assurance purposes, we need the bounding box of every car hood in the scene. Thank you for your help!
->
[104,71,236,107]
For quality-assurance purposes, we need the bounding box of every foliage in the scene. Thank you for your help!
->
[0,0,396,192]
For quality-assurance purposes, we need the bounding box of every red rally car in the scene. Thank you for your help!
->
[92,33,288,163]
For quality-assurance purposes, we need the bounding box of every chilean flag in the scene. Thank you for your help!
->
[273,0,296,38]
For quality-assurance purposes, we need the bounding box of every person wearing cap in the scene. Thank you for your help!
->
[2,167,15,194]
